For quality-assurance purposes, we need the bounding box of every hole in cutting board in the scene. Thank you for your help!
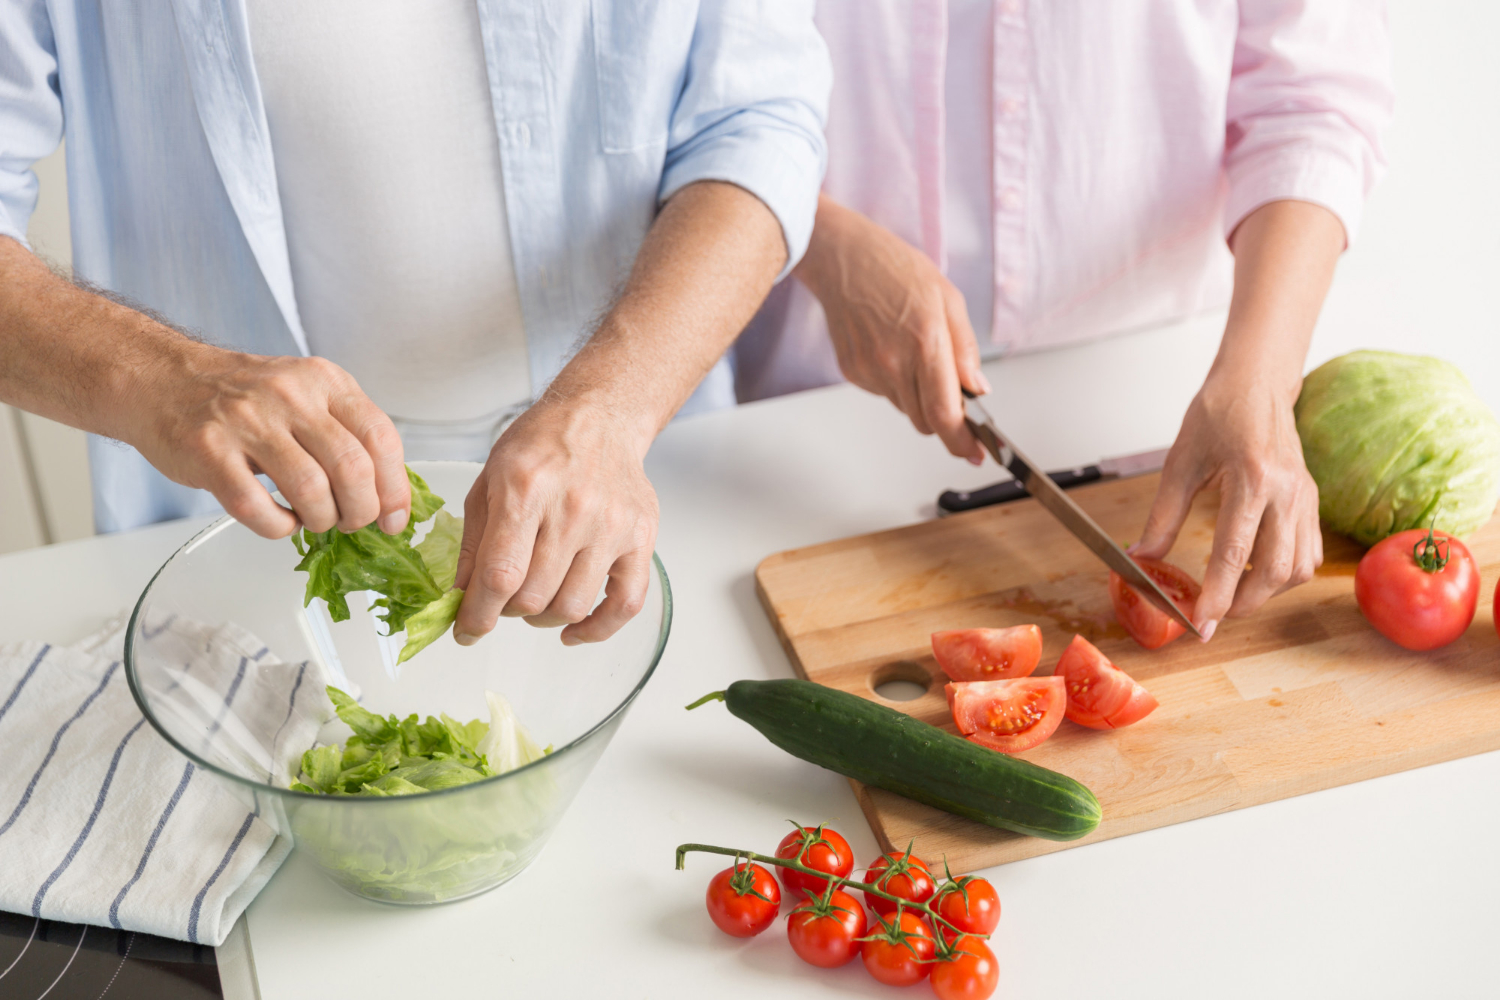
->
[870,660,936,703]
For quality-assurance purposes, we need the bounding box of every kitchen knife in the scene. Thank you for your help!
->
[960,391,1202,640]
[937,447,1170,515]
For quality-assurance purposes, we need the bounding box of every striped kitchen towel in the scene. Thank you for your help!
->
[0,614,331,946]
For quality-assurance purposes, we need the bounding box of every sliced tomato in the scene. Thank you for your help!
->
[1109,556,1201,650]
[1054,634,1158,729]
[947,677,1066,753]
[932,626,1043,681]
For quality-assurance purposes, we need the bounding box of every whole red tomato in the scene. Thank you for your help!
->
[863,849,937,917]
[787,887,867,968]
[861,912,936,986]
[705,861,780,938]
[933,876,1001,937]
[1355,528,1479,650]
[930,935,1000,1000]
[775,824,854,897]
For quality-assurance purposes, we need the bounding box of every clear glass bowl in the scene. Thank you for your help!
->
[124,461,670,905]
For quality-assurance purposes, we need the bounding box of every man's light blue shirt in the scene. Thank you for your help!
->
[0,1,830,532]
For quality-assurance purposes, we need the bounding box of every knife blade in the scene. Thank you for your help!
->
[937,447,1170,515]
[961,392,1202,640]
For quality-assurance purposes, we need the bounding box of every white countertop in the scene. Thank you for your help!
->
[3,2,1498,995]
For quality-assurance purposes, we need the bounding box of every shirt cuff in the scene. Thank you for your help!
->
[658,116,826,282]
[1224,147,1369,249]
[0,204,32,250]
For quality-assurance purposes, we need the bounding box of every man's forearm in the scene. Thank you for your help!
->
[539,180,787,452]
[1211,199,1346,398]
[0,235,199,443]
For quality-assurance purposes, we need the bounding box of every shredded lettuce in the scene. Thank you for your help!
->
[289,686,557,902]
[290,467,466,661]
[289,685,547,795]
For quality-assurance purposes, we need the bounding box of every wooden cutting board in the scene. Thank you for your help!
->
[755,473,1500,873]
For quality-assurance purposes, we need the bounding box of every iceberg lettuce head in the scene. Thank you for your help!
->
[1295,350,1500,545]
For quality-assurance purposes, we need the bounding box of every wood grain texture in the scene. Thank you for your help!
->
[755,473,1500,873]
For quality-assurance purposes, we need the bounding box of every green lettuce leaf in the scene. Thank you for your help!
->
[291,466,470,662]
[415,510,463,589]
[292,467,446,631]
[397,588,464,664]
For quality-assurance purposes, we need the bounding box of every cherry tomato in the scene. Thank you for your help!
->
[786,887,867,968]
[861,912,936,987]
[1494,580,1499,640]
[931,625,1043,681]
[863,849,936,917]
[930,935,1000,1000]
[933,876,1001,937]
[705,861,780,938]
[1356,528,1479,650]
[1054,634,1158,730]
[947,676,1066,753]
[1110,556,1201,650]
[775,824,855,897]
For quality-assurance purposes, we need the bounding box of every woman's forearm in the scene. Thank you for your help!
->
[1210,199,1347,399]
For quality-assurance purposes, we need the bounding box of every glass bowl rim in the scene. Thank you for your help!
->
[123,513,673,805]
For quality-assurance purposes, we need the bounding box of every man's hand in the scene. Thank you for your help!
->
[794,196,987,464]
[0,237,408,538]
[452,401,658,646]
[1132,199,1346,640]
[132,347,410,539]
[448,180,785,645]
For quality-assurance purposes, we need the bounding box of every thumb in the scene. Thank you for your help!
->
[452,492,488,592]
[943,282,990,396]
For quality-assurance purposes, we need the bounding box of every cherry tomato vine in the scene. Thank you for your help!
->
[676,839,982,959]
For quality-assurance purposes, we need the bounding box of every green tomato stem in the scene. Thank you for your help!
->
[675,841,971,942]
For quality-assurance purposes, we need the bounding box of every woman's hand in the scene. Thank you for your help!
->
[1133,371,1321,640]
[1133,199,1345,640]
[794,196,987,463]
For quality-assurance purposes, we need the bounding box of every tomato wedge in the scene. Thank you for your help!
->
[1109,556,1201,650]
[1054,634,1158,729]
[931,626,1043,681]
[947,676,1066,753]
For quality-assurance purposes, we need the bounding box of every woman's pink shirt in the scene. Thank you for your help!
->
[735,0,1393,401]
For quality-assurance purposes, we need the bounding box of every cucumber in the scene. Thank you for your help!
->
[693,679,1101,842]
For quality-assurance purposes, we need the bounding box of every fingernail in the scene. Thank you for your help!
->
[454,631,479,647]
[975,372,992,395]
[561,634,583,647]
[379,509,409,535]
[1198,619,1218,643]
[1126,542,1140,555]
[969,453,984,466]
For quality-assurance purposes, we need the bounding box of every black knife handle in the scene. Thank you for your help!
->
[938,465,1103,514]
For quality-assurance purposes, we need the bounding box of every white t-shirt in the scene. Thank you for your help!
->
[246,0,531,435]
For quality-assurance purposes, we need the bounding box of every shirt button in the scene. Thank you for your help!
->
[999,0,1022,17]
[1000,275,1024,300]
[999,97,1023,119]
[999,187,1023,211]
[510,122,532,148]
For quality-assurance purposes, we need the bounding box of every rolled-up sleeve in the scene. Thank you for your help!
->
[0,0,64,247]
[658,0,831,277]
[1223,0,1394,246]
